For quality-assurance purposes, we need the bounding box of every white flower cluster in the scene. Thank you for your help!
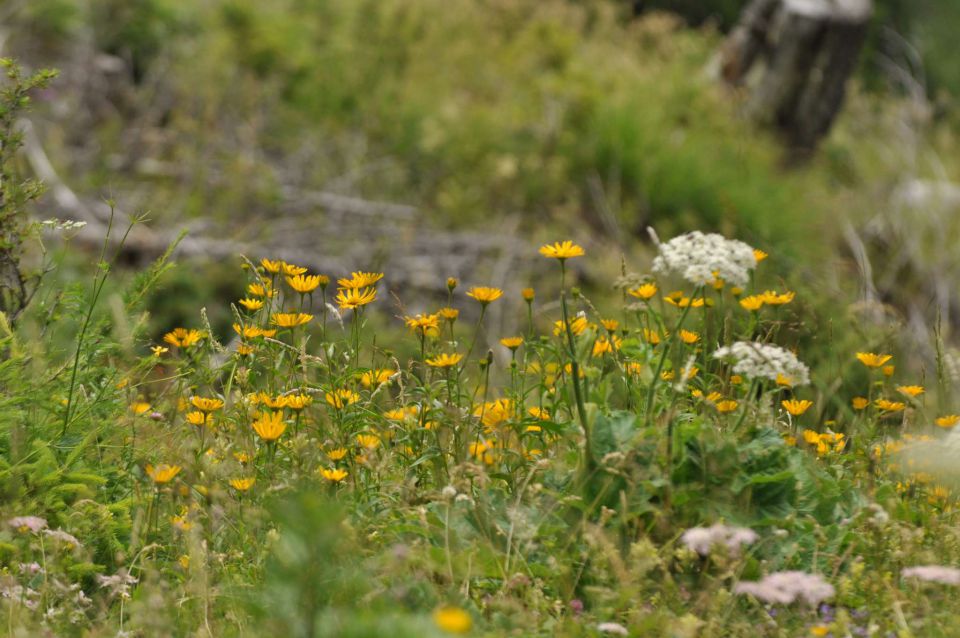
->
[681,523,758,556]
[652,231,757,287]
[712,341,810,386]
[734,571,835,605]
[40,218,87,232]
[902,565,960,585]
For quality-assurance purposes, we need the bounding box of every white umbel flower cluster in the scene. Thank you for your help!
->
[652,231,757,287]
[734,571,835,605]
[713,341,810,386]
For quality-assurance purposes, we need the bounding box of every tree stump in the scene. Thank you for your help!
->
[719,0,873,153]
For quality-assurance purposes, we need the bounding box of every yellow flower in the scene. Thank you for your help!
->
[715,400,739,413]
[234,451,252,464]
[753,249,768,262]
[360,369,394,388]
[151,345,169,357]
[875,398,906,412]
[186,411,213,427]
[781,399,813,416]
[320,467,348,482]
[446,277,458,291]
[238,297,264,311]
[678,329,699,344]
[171,514,192,531]
[500,336,524,350]
[426,353,464,368]
[936,415,960,429]
[130,401,151,415]
[761,290,795,305]
[335,286,377,310]
[233,323,268,339]
[775,373,794,387]
[469,441,495,464]
[405,313,440,337]
[271,312,313,328]
[286,274,325,293]
[146,464,182,484]
[856,352,893,368]
[337,271,384,289]
[810,624,830,637]
[229,477,255,492]
[260,258,282,274]
[438,307,459,320]
[539,240,585,260]
[384,407,417,421]
[283,394,313,410]
[852,396,869,410]
[521,287,535,301]
[601,319,620,332]
[163,328,203,348]
[642,328,662,345]
[252,411,287,442]
[783,434,797,447]
[625,362,643,376]
[466,286,503,305]
[730,286,744,296]
[553,317,588,337]
[661,370,675,381]
[356,434,381,449]
[247,282,277,298]
[191,396,224,412]
[739,295,765,311]
[803,429,821,445]
[281,262,308,277]
[897,385,924,397]
[326,447,348,461]
[528,407,550,420]
[628,283,658,300]
[326,389,360,409]
[730,374,743,385]
[882,365,895,377]
[432,606,472,634]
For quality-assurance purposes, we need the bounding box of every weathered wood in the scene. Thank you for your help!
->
[720,0,872,153]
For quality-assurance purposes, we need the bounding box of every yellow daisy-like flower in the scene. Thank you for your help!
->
[337,271,384,289]
[528,407,550,420]
[404,313,440,337]
[247,282,277,298]
[233,323,266,339]
[384,407,414,421]
[252,411,287,442]
[761,290,795,305]
[625,362,643,376]
[335,286,377,310]
[678,329,699,344]
[281,262,308,277]
[851,396,869,410]
[897,385,925,397]
[500,336,524,350]
[238,297,264,311]
[146,464,182,484]
[229,477,256,492]
[260,258,282,274]
[191,396,224,412]
[466,286,503,305]
[186,411,213,427]
[661,370,675,381]
[446,277,458,291]
[803,429,821,445]
[130,402,151,415]
[425,353,464,368]
[283,394,313,410]
[356,434,381,449]
[936,415,960,429]
[753,249,768,262]
[628,283,658,300]
[783,434,797,447]
[781,399,813,416]
[642,328,662,345]
[234,451,252,464]
[521,287,535,301]
[856,352,893,368]
[326,447,348,461]
[325,389,360,409]
[360,369,394,388]
[882,365,895,377]
[730,374,743,385]
[739,295,765,311]
[538,240,585,260]
[553,317,588,337]
[875,398,906,412]
[151,345,169,357]
[320,467,349,482]
[163,328,204,348]
[286,274,325,294]
[715,400,739,413]
[271,312,313,328]
[432,606,473,634]
[438,307,459,320]
[592,335,622,357]
[775,374,794,387]
[601,319,620,332]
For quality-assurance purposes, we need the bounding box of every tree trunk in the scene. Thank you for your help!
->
[720,0,873,154]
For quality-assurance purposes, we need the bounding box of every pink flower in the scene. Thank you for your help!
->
[902,565,960,585]
[681,523,758,556]
[734,571,835,605]
[7,516,48,533]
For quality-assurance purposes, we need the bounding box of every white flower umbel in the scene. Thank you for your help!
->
[713,341,810,387]
[652,231,757,287]
[734,571,835,605]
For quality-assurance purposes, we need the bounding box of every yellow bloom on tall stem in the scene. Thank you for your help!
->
[553,317,588,336]
[875,398,906,412]
[247,282,277,298]
[438,307,459,321]
[191,396,224,412]
[897,385,924,397]
[130,401,151,415]
[271,312,313,328]
[260,258,282,274]
[337,271,384,289]
[715,400,739,413]
[538,240,585,260]
[356,434,381,449]
[753,249,768,262]
[281,262,308,276]
[500,336,524,350]
[320,468,349,482]
[238,297,265,311]
[761,290,795,305]
[678,329,699,344]
[851,397,869,410]
[425,353,464,368]
[432,606,472,634]
[151,345,169,357]
[286,274,325,293]
[781,399,813,416]
[466,286,503,305]
[252,411,287,441]
[856,352,893,368]
[325,389,360,409]
[360,369,394,388]
[628,283,658,300]
[326,447,348,461]
[521,287,535,301]
[404,313,440,336]
[936,415,960,428]
[146,464,182,484]
[283,394,313,410]
[335,287,377,310]
[163,328,203,348]
[229,477,255,492]
[739,295,764,311]
[186,411,213,427]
